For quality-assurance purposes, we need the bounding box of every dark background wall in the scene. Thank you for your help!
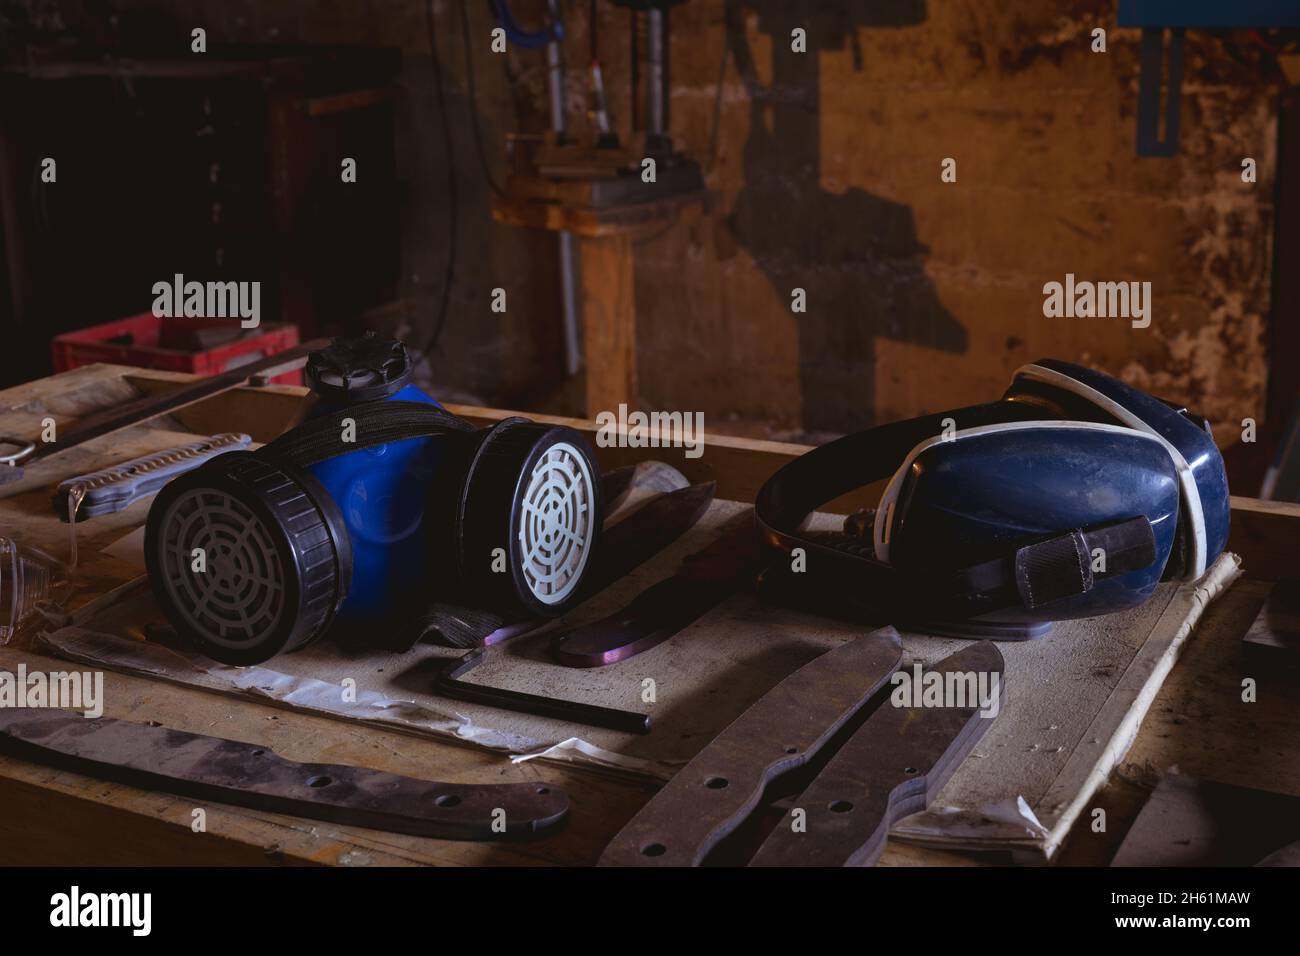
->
[1,0,1284,445]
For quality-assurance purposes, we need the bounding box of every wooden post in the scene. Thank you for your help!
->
[578,233,637,415]
[491,191,703,417]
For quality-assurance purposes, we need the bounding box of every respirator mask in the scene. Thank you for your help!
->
[145,337,603,664]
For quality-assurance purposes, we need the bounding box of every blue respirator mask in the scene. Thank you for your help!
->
[755,360,1231,639]
[145,337,603,665]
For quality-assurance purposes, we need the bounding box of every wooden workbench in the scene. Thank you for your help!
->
[1,363,1298,866]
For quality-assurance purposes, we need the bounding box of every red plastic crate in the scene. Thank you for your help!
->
[52,313,302,385]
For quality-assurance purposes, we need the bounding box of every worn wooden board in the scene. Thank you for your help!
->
[895,552,1242,858]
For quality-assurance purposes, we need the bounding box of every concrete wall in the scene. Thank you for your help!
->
[9,0,1277,441]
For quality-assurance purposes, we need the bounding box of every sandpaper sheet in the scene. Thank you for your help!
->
[37,499,1243,858]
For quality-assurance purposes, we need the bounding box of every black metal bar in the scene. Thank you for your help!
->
[433,648,652,734]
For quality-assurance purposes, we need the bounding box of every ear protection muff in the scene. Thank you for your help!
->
[754,359,1230,639]
[1003,360,1230,579]
[146,402,602,665]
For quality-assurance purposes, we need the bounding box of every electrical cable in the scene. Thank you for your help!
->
[705,26,730,172]
[630,7,639,130]
[461,0,506,198]
[423,0,459,356]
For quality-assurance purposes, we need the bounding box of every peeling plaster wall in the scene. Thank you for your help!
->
[648,0,1276,441]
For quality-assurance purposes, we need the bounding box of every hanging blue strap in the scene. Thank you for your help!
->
[491,0,563,50]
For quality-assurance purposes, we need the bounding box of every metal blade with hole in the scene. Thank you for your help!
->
[597,627,903,866]
[749,641,1004,867]
[0,709,568,840]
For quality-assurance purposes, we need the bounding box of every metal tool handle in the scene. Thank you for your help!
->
[53,433,252,521]
[434,649,652,734]
[0,436,35,467]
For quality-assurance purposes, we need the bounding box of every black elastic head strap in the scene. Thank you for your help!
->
[254,401,475,469]
[755,400,1036,572]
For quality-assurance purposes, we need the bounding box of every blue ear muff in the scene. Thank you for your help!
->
[1006,360,1230,581]
[754,359,1230,640]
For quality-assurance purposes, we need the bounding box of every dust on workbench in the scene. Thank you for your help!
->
[38,495,1246,860]
[1,365,1254,860]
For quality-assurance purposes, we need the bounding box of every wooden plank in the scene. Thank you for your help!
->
[490,193,703,240]
[580,233,638,414]
[1029,554,1241,856]
[1226,496,1300,581]
[121,368,815,503]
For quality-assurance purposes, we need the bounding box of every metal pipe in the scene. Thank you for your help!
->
[557,232,581,376]
[647,7,665,138]
[546,3,566,134]
[547,0,582,376]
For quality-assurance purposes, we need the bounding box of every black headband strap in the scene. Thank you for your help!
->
[753,399,1156,624]
[755,400,1037,563]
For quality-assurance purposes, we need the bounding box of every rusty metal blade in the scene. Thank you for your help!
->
[598,627,903,866]
[552,576,726,667]
[553,511,758,667]
[580,480,716,595]
[749,641,1005,867]
[0,709,568,840]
